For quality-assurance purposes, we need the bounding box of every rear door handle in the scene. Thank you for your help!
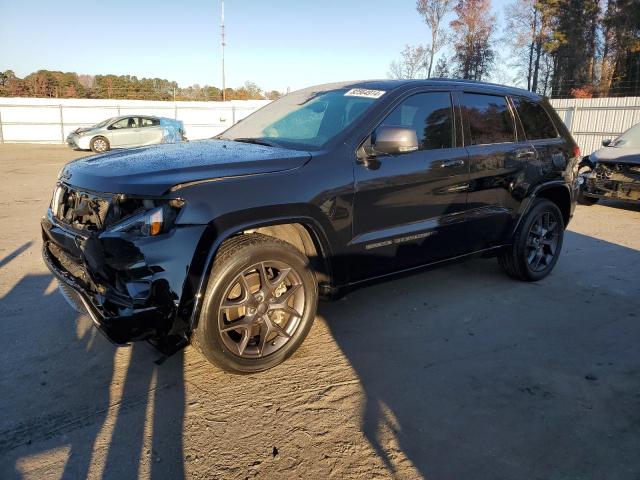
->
[441,159,465,168]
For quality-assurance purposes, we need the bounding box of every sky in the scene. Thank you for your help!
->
[0,0,511,92]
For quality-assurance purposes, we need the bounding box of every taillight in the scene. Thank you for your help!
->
[572,145,581,159]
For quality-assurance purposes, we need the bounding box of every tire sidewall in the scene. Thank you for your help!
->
[196,242,317,373]
[517,199,565,281]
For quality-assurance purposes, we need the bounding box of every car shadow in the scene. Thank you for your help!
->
[597,199,640,212]
[0,242,33,270]
[319,230,640,479]
[0,272,186,480]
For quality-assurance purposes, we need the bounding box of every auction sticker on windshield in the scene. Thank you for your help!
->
[344,88,386,99]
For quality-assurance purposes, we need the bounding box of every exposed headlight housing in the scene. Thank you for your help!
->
[106,197,184,237]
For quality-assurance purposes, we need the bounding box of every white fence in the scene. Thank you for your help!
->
[1,96,639,155]
[549,97,640,155]
[0,97,270,144]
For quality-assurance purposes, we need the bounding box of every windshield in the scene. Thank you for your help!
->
[219,87,383,150]
[612,123,640,148]
[93,117,114,129]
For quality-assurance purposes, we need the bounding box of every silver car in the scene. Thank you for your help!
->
[578,122,640,205]
[66,115,186,153]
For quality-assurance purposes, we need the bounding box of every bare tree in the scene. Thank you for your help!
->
[504,0,552,92]
[432,57,451,77]
[417,0,456,77]
[388,44,430,79]
[78,74,95,89]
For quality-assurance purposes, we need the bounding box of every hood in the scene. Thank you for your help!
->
[60,139,311,196]
[591,146,640,165]
[74,127,95,134]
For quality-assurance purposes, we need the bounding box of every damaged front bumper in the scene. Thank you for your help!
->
[41,210,206,348]
[66,133,91,150]
[583,162,640,203]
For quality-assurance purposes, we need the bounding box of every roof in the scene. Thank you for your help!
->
[343,79,541,99]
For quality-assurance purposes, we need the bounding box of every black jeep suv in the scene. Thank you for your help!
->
[42,80,580,372]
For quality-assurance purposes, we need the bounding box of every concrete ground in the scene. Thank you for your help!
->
[0,144,639,480]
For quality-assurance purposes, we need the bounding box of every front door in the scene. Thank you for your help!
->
[108,117,140,147]
[351,91,470,281]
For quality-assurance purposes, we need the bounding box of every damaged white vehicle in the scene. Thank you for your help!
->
[66,116,187,153]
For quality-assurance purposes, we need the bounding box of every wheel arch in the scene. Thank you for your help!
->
[185,215,334,331]
[512,182,573,237]
[534,184,572,227]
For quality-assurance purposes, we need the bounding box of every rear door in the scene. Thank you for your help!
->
[351,90,470,281]
[510,95,568,174]
[138,117,164,145]
[461,91,537,251]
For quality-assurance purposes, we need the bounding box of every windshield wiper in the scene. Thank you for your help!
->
[231,137,278,147]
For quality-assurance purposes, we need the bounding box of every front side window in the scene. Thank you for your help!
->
[219,86,382,150]
[111,117,138,129]
[512,97,558,140]
[380,92,454,150]
[463,93,515,145]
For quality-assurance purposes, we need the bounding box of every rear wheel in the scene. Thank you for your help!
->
[498,199,564,281]
[193,234,318,373]
[90,136,110,153]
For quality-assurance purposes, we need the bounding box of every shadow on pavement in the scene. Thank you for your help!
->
[0,272,185,480]
[0,242,33,270]
[321,230,640,479]
[2,230,639,479]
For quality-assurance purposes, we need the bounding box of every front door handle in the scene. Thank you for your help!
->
[516,149,536,159]
[441,159,465,168]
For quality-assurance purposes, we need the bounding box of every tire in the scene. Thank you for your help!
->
[90,136,110,153]
[498,199,565,282]
[193,233,318,373]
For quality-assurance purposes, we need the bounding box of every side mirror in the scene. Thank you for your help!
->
[371,126,419,156]
[602,138,612,147]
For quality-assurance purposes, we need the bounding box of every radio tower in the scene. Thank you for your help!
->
[221,0,226,101]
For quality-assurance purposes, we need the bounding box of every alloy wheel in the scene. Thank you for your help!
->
[93,138,108,152]
[218,261,305,358]
[526,211,560,272]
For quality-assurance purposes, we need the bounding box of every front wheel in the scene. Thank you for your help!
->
[193,234,318,373]
[498,199,565,281]
[90,136,110,153]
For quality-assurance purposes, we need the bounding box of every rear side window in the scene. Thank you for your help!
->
[462,93,515,145]
[380,92,454,150]
[140,117,160,127]
[512,97,558,140]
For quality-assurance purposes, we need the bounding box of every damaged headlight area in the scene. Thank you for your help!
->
[50,183,184,235]
[106,197,185,237]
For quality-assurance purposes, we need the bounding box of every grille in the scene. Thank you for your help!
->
[52,184,110,231]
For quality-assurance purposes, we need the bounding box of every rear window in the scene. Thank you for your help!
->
[462,93,515,145]
[512,97,558,140]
